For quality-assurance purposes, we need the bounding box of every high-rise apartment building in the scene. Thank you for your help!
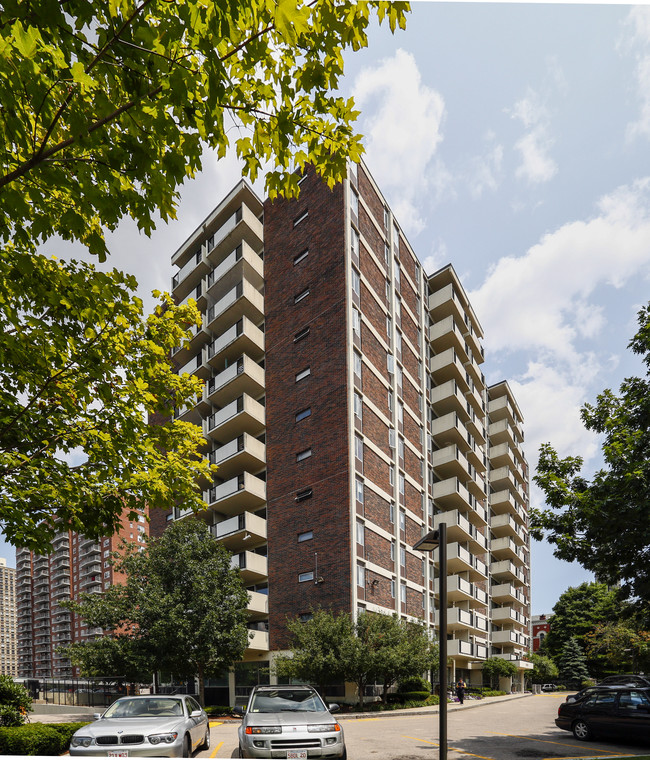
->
[0,558,17,676]
[16,510,148,679]
[163,161,532,701]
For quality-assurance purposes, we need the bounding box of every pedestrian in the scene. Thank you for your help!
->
[456,678,466,705]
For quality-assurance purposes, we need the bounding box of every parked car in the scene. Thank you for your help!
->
[556,685,650,741]
[235,685,346,759]
[598,674,650,687]
[566,685,609,704]
[69,694,209,757]
[541,684,558,692]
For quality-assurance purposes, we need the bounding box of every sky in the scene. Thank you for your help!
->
[4,2,650,617]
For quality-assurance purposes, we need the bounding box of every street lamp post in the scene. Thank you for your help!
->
[413,524,447,760]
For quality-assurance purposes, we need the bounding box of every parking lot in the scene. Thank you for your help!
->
[200,693,650,759]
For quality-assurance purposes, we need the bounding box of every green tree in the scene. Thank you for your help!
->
[530,653,559,684]
[0,256,210,549]
[539,583,625,675]
[0,675,32,727]
[61,520,250,706]
[0,0,409,258]
[585,622,650,675]
[533,303,650,607]
[0,0,409,550]
[481,657,518,690]
[275,609,354,698]
[558,637,590,688]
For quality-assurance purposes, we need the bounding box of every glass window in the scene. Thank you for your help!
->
[355,435,363,461]
[395,332,402,354]
[355,478,364,503]
[351,227,360,259]
[294,326,310,342]
[356,522,365,546]
[354,351,362,378]
[400,582,406,604]
[294,288,310,304]
[294,249,309,266]
[352,307,361,335]
[351,265,360,295]
[357,565,365,588]
[299,571,314,582]
[399,473,405,495]
[399,511,406,531]
[394,261,401,289]
[354,392,363,419]
[293,210,308,227]
[389,466,394,486]
[391,580,396,598]
[400,546,406,567]
[390,541,395,560]
[295,408,311,422]
[350,191,359,217]
[298,531,313,543]
[295,488,313,502]
[296,448,312,462]
[390,503,395,524]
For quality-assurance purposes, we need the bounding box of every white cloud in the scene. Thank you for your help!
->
[507,87,557,185]
[352,49,446,235]
[470,177,650,364]
[466,140,504,199]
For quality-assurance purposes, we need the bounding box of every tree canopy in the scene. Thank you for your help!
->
[481,657,517,690]
[276,609,436,708]
[0,0,409,548]
[558,637,590,689]
[532,303,650,607]
[0,0,409,259]
[61,520,250,705]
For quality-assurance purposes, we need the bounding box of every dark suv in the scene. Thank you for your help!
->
[556,686,650,741]
[598,674,650,687]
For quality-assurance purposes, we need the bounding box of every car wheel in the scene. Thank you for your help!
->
[183,734,193,757]
[572,720,592,741]
[198,726,210,751]
[238,743,246,758]
[340,747,347,760]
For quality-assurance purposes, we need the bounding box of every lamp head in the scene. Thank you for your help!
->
[413,529,442,553]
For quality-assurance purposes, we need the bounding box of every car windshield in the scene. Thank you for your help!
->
[103,698,185,719]
[249,690,327,713]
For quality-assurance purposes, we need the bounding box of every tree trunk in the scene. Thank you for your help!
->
[197,663,205,707]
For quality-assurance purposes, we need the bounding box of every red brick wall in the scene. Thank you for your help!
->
[264,167,352,649]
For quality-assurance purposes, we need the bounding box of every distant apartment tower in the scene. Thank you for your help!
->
[165,162,532,700]
[16,510,148,679]
[0,558,17,676]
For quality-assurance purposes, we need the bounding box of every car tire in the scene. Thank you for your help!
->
[238,743,246,758]
[183,734,193,757]
[198,727,210,751]
[340,747,347,760]
[572,720,592,741]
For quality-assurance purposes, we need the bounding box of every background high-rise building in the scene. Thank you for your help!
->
[0,557,17,676]
[15,510,148,679]
[164,161,532,703]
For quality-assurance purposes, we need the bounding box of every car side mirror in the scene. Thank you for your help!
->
[93,713,102,720]
[231,706,245,717]
[190,709,203,718]
[328,703,340,713]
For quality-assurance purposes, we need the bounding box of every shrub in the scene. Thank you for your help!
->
[481,689,507,697]
[49,721,91,748]
[0,724,67,755]
[397,676,431,693]
[204,706,234,716]
[0,676,32,727]
[399,691,430,702]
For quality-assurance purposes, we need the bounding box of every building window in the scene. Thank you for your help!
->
[299,571,314,583]
[400,582,406,604]
[395,298,401,321]
[355,478,364,503]
[296,448,312,462]
[298,531,313,542]
[295,408,312,422]
[354,392,363,420]
[397,401,404,425]
[296,367,311,382]
[391,580,396,598]
[294,249,309,266]
[357,565,365,588]
[355,434,363,462]
[384,207,390,229]
[398,438,404,460]
[400,546,406,568]
[350,190,359,218]
[356,521,365,546]
[387,354,395,374]
[389,465,394,486]
[294,210,309,227]
[295,488,313,502]
[352,307,361,336]
[399,511,406,532]
[297,172,308,186]
[389,428,396,449]
[294,288,310,304]
[294,326,310,342]
[388,390,394,412]
[384,242,390,267]
[390,541,395,561]
[353,351,362,378]
[390,502,395,523]
[351,265,360,295]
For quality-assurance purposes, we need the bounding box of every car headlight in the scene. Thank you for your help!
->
[307,723,340,732]
[245,726,282,734]
[148,732,179,745]
[70,736,95,748]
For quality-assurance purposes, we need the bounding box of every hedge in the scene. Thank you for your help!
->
[0,721,90,756]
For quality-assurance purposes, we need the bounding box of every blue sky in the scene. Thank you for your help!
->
[5,3,650,617]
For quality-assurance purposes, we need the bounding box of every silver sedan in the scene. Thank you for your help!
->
[69,694,210,758]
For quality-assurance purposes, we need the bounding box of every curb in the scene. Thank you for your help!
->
[336,692,532,720]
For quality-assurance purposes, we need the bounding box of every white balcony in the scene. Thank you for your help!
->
[428,283,466,326]
[205,280,264,336]
[205,241,264,302]
[208,433,266,480]
[204,394,265,442]
[206,316,264,367]
[433,510,487,554]
[435,608,489,635]
[489,417,523,447]
[491,560,526,584]
[231,551,268,583]
[247,628,270,651]
[493,653,534,670]
[430,348,468,388]
[204,355,265,409]
[491,536,527,564]
[491,606,528,629]
[212,512,267,550]
[430,379,468,418]
[492,630,528,647]
[491,582,527,605]
[489,490,527,522]
[205,472,266,517]
[246,590,269,620]
[431,412,473,450]
[491,514,527,546]
[429,315,467,355]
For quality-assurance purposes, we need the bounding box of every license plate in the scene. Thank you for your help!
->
[286,752,307,760]
[107,752,128,758]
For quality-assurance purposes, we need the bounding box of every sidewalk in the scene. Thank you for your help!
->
[336,691,532,720]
